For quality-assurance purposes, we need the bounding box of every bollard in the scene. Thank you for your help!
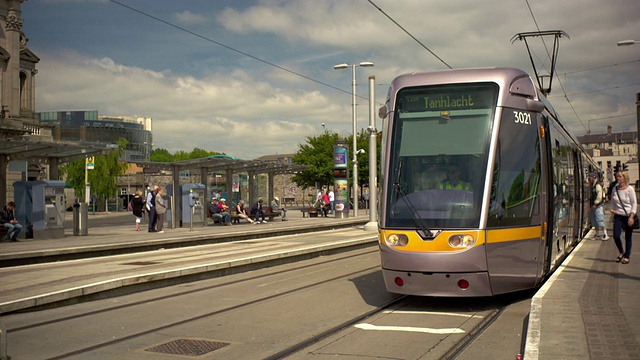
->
[190,206,194,232]
[0,319,9,360]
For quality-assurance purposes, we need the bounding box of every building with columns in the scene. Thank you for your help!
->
[0,1,116,206]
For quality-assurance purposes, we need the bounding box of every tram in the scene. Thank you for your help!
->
[377,67,597,297]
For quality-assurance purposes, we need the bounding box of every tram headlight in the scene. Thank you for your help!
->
[385,233,409,247]
[448,234,476,249]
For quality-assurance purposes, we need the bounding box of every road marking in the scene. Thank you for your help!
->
[355,323,465,334]
[383,310,484,318]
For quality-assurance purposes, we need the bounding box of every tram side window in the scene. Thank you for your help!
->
[488,109,541,227]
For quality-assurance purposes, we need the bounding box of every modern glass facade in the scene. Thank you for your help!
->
[38,110,152,161]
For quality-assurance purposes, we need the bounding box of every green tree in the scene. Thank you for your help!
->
[292,131,342,189]
[61,138,128,206]
[151,148,173,162]
[151,148,220,162]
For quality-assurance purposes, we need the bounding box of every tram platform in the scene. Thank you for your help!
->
[0,209,374,315]
[525,217,640,359]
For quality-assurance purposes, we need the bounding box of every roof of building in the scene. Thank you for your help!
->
[577,131,638,145]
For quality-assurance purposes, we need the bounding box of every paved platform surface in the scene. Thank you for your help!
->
[3,209,640,359]
[525,216,640,359]
[0,209,375,315]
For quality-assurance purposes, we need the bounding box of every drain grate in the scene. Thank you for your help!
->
[145,338,229,356]
[120,261,161,266]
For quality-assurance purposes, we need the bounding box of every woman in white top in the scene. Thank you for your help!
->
[609,171,637,264]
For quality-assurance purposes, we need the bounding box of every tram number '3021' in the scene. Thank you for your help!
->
[513,111,532,125]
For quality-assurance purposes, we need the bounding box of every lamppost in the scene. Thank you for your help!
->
[617,39,640,185]
[334,61,374,217]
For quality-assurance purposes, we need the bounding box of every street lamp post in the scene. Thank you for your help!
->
[617,39,640,185]
[334,61,374,217]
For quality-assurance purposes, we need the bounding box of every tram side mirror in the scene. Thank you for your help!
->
[378,105,388,119]
[526,98,545,113]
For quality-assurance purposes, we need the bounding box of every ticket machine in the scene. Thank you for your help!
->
[13,180,66,239]
[180,184,205,227]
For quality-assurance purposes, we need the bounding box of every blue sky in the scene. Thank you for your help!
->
[22,0,640,159]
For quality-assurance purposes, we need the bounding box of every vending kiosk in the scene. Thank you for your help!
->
[180,184,205,227]
[13,180,66,239]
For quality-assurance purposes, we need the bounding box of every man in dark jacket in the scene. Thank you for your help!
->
[0,201,22,242]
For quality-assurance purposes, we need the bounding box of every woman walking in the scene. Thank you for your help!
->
[131,190,145,231]
[609,170,637,264]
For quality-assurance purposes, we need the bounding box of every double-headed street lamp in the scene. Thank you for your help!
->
[617,39,639,46]
[334,61,374,217]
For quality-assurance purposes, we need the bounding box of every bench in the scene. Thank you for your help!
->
[263,207,282,221]
[207,207,240,225]
[300,207,319,218]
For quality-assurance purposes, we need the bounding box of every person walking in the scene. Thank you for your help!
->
[131,190,145,231]
[0,201,22,242]
[588,172,608,240]
[609,170,637,264]
[155,187,167,233]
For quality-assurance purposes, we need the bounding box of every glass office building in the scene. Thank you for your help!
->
[38,110,152,161]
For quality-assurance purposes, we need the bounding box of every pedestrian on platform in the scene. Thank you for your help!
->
[147,185,159,232]
[609,170,637,264]
[251,198,267,223]
[155,187,167,233]
[235,200,256,224]
[588,172,608,240]
[0,201,22,242]
[218,198,232,225]
[328,189,335,214]
[271,196,287,221]
[131,190,145,231]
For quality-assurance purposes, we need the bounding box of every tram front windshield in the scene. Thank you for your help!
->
[386,83,498,229]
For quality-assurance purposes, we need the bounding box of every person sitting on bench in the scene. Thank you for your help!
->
[251,198,267,223]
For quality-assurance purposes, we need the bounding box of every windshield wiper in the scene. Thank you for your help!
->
[393,160,434,238]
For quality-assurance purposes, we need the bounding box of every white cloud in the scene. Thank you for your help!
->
[175,10,208,25]
[34,50,339,159]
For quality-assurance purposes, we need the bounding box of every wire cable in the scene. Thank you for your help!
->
[524,0,587,132]
[366,0,452,69]
[109,0,354,97]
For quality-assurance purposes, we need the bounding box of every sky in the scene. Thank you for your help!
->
[22,0,640,160]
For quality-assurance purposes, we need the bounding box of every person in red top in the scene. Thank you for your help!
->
[321,191,330,217]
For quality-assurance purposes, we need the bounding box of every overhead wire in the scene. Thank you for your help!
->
[524,0,587,132]
[365,0,452,69]
[109,0,355,98]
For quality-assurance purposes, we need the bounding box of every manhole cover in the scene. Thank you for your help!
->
[120,261,161,266]
[145,338,229,356]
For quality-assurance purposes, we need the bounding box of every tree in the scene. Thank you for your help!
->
[151,148,173,162]
[61,138,128,207]
[150,147,222,162]
[291,131,342,189]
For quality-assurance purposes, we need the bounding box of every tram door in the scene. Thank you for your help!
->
[546,118,575,270]
[539,115,554,276]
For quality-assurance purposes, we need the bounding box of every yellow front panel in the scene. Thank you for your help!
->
[379,229,485,252]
